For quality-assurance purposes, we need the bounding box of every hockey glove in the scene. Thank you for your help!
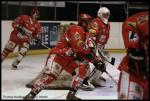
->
[128,48,148,78]
[127,48,145,59]
[34,38,41,45]
[94,61,106,72]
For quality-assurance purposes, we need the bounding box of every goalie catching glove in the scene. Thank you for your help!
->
[127,48,148,79]
[93,61,106,72]
[34,38,41,45]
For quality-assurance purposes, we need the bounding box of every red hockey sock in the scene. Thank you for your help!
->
[1,48,12,61]
[31,73,57,96]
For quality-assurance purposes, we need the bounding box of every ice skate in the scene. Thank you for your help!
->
[11,59,20,70]
[80,79,95,91]
[66,91,81,100]
[23,93,36,100]
[11,64,18,70]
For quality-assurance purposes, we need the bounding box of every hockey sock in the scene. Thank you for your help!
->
[1,48,12,62]
[67,88,81,100]
[67,88,77,98]
[29,74,57,98]
[69,88,77,94]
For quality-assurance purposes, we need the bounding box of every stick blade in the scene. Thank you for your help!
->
[111,57,115,65]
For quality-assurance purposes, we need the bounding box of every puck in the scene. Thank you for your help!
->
[109,86,113,88]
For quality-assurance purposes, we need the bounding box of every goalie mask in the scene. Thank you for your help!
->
[97,7,110,24]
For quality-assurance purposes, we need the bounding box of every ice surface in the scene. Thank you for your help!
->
[2,53,126,100]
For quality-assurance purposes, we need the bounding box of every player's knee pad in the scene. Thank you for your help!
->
[19,42,29,55]
[44,61,62,78]
[16,53,24,61]
[5,41,16,51]
[19,47,28,55]
[16,48,28,61]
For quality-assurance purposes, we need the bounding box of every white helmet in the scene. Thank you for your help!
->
[97,7,110,24]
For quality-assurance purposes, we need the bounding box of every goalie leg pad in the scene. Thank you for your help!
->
[90,70,106,87]
[80,79,95,91]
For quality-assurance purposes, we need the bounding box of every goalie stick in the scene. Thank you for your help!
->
[83,67,118,86]
[82,48,116,87]
[82,67,97,82]
[104,70,118,85]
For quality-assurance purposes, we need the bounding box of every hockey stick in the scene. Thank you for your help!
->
[41,43,51,50]
[83,67,97,82]
[98,48,115,65]
[104,70,118,85]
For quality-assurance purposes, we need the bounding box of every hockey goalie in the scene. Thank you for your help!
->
[79,7,112,91]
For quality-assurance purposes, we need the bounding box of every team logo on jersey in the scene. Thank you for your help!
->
[74,32,80,40]
[127,22,136,29]
[92,22,98,30]
[77,40,83,47]
[136,15,148,25]
[89,29,96,35]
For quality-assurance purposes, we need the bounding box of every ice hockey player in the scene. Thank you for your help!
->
[80,7,111,90]
[24,14,96,100]
[1,7,41,70]
[118,11,149,100]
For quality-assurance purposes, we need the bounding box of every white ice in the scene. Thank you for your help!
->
[2,53,126,100]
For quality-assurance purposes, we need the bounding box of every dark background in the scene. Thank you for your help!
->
[1,1,149,21]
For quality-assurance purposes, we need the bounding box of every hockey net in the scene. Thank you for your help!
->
[26,24,73,90]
